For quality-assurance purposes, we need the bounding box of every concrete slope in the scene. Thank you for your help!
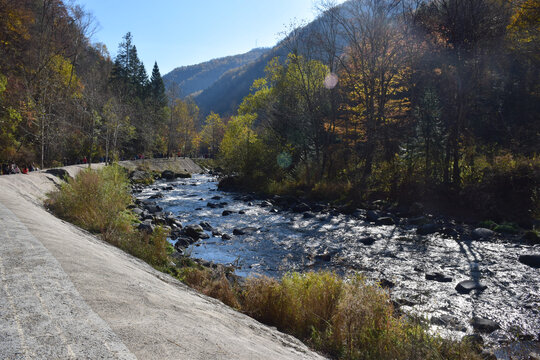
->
[0,163,325,360]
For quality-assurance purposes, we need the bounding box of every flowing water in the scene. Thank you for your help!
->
[137,174,540,353]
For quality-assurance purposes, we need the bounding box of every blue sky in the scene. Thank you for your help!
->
[80,0,345,76]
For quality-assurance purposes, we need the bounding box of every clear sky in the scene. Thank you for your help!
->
[79,0,345,76]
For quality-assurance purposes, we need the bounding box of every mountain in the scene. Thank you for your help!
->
[163,48,270,98]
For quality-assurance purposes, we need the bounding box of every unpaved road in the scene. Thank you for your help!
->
[0,161,325,359]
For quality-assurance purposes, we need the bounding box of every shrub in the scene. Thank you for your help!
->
[46,164,169,268]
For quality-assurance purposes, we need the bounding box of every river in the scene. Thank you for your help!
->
[135,173,540,354]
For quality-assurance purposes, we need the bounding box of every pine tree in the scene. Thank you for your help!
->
[149,62,167,108]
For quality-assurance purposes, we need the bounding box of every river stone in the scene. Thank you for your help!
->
[260,200,272,208]
[185,224,204,239]
[222,210,234,216]
[366,210,381,222]
[238,210,246,214]
[456,280,487,294]
[163,186,174,191]
[211,195,222,200]
[161,170,175,180]
[233,227,258,236]
[137,221,154,233]
[148,193,163,199]
[359,237,376,245]
[145,205,162,214]
[314,253,332,262]
[199,222,214,231]
[417,223,440,235]
[425,272,452,282]
[377,217,395,225]
[132,208,143,216]
[221,234,232,240]
[518,254,540,268]
[472,227,495,240]
[292,203,311,213]
[471,317,500,333]
[175,236,195,249]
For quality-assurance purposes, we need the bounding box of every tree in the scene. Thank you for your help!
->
[200,112,225,157]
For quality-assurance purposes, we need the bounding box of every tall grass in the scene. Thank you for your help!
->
[46,164,170,267]
[241,272,480,360]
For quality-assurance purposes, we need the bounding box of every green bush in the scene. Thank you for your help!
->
[46,164,170,268]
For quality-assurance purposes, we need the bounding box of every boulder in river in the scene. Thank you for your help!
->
[359,237,376,245]
[221,234,232,240]
[222,210,234,216]
[417,223,440,235]
[184,224,205,239]
[425,272,453,282]
[472,227,495,240]
[376,217,395,225]
[199,222,214,231]
[518,254,540,268]
[292,202,311,213]
[366,210,381,222]
[260,200,272,208]
[233,227,258,236]
[471,317,500,333]
[138,221,154,233]
[455,280,487,294]
[129,170,153,184]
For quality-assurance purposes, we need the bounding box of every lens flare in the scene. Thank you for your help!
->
[324,72,338,89]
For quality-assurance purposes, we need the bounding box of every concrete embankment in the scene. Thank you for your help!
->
[0,160,324,360]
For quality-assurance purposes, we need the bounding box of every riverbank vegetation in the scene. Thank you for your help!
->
[46,165,479,359]
[213,0,539,224]
[46,164,172,267]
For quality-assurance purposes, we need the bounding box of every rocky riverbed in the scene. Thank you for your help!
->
[131,173,540,358]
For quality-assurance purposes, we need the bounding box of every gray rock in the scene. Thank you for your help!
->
[417,223,440,235]
[456,280,487,294]
[471,317,500,333]
[292,203,311,213]
[132,208,143,216]
[137,221,154,233]
[161,170,176,180]
[199,222,213,231]
[221,234,232,240]
[359,237,376,245]
[366,210,381,222]
[518,254,540,268]
[472,227,495,240]
[260,201,272,207]
[233,227,258,236]
[185,224,204,239]
[377,217,395,225]
[222,210,234,216]
[425,272,452,282]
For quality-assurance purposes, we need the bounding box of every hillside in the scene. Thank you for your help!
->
[163,48,270,97]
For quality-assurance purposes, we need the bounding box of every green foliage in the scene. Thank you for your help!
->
[46,164,169,267]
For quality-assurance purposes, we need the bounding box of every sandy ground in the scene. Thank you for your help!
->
[0,160,325,359]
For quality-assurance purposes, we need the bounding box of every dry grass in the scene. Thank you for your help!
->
[240,272,481,360]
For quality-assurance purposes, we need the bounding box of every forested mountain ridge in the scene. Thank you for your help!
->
[163,48,270,98]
